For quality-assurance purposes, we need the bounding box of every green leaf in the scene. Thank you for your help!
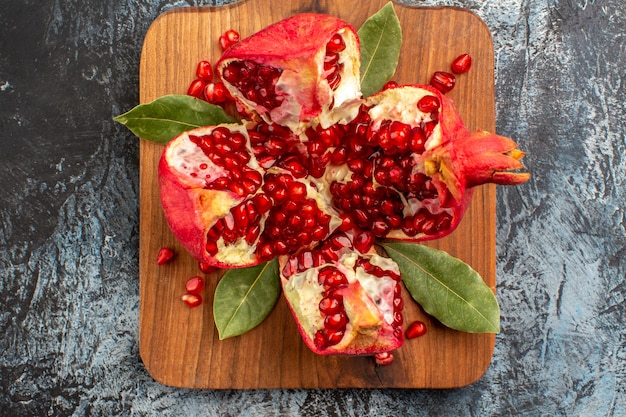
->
[113,94,236,143]
[213,259,281,340]
[381,242,500,333]
[358,1,402,98]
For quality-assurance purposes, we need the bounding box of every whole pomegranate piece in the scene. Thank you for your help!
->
[217,13,362,134]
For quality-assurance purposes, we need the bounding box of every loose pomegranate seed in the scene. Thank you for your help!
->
[196,60,214,80]
[219,29,240,51]
[430,71,456,94]
[405,320,427,339]
[156,247,175,265]
[181,293,202,308]
[187,79,206,98]
[451,53,472,74]
[374,351,394,366]
[185,276,205,295]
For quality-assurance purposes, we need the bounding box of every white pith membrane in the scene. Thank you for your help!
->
[281,244,402,354]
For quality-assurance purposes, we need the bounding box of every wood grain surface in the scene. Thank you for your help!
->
[138,0,497,389]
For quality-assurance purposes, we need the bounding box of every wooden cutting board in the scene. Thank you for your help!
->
[138,0,497,389]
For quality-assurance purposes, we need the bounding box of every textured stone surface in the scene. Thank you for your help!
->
[0,0,624,415]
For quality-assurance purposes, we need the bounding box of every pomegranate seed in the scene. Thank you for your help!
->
[416,95,440,113]
[181,293,202,308]
[253,193,273,214]
[185,276,205,295]
[324,52,340,70]
[187,79,206,98]
[353,231,375,253]
[258,242,275,260]
[219,29,240,50]
[430,71,456,94]
[245,224,261,245]
[383,80,399,90]
[324,312,348,330]
[314,330,328,350]
[406,320,427,339]
[156,247,175,265]
[326,33,346,53]
[374,351,394,366]
[326,329,345,346]
[329,232,352,250]
[318,266,348,288]
[198,262,218,274]
[205,241,218,256]
[451,53,472,74]
[196,60,214,80]
[319,296,342,315]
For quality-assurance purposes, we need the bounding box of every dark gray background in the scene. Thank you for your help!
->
[1,0,624,415]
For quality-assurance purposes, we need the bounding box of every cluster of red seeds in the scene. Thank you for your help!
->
[186,29,242,104]
[181,276,205,308]
[222,60,284,110]
[314,266,350,349]
[188,129,263,197]
[429,53,472,94]
[204,172,332,262]
[323,33,346,90]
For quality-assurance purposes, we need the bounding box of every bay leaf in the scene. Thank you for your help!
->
[213,259,281,340]
[381,242,500,333]
[113,94,236,143]
[358,2,402,98]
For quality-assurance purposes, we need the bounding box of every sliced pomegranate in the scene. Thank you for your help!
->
[318,85,530,243]
[279,231,403,356]
[216,14,362,134]
[159,123,340,269]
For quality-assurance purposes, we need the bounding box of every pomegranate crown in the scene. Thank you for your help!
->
[456,131,530,188]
